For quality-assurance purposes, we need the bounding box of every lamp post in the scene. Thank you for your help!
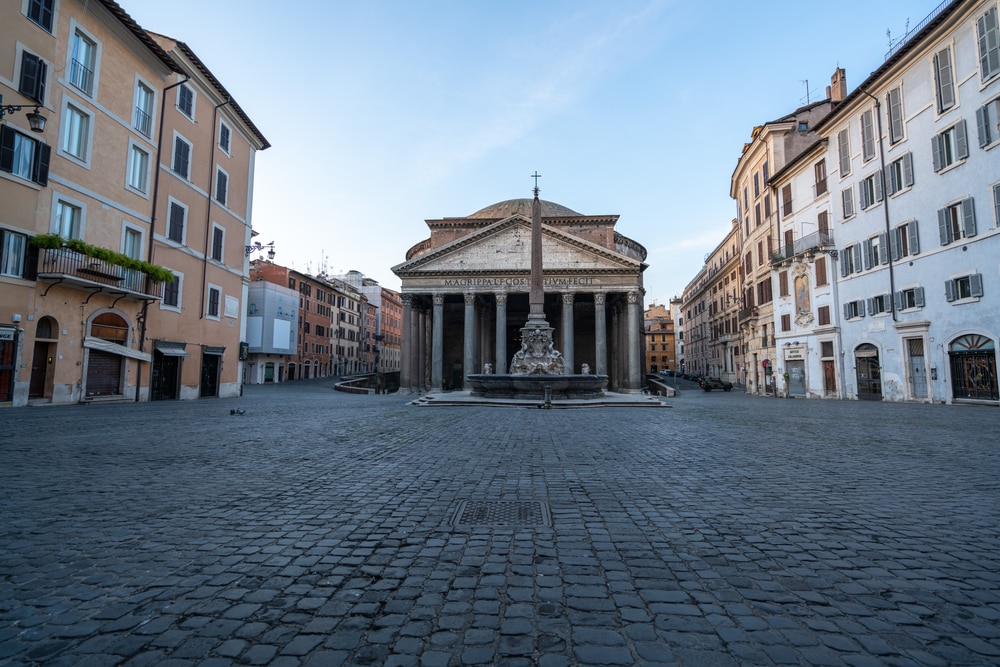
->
[0,94,47,133]
[245,241,276,260]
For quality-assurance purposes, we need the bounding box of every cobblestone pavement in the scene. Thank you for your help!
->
[2,380,999,666]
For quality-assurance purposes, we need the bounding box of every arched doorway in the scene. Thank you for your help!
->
[30,316,58,399]
[855,343,882,400]
[86,312,129,397]
[949,334,998,401]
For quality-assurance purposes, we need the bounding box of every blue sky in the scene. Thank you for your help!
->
[129,0,944,307]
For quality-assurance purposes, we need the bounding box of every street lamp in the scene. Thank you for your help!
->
[245,241,276,260]
[0,94,47,133]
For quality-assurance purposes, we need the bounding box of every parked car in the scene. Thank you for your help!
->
[700,377,733,392]
[659,369,675,377]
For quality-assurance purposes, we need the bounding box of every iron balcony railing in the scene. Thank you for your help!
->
[771,231,835,264]
[36,247,164,300]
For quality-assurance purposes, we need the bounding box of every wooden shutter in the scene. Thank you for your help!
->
[778,271,788,297]
[781,185,792,218]
[34,143,50,186]
[18,53,46,103]
[962,197,977,238]
[818,211,829,235]
[838,129,851,176]
[0,125,15,174]
[815,257,827,286]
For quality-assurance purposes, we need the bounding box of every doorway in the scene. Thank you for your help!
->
[949,334,998,401]
[855,343,882,400]
[200,353,220,397]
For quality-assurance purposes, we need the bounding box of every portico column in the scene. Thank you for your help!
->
[594,293,607,376]
[431,294,444,390]
[401,294,413,391]
[464,293,475,388]
[418,306,428,390]
[561,292,575,373]
[495,293,507,373]
[627,290,641,392]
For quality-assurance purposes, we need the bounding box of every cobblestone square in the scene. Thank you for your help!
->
[2,381,999,665]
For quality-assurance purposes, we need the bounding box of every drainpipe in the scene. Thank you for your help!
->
[135,75,189,402]
[199,97,232,320]
[859,87,897,322]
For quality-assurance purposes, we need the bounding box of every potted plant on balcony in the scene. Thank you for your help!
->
[30,234,175,283]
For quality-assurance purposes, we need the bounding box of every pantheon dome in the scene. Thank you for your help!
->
[467,199,582,219]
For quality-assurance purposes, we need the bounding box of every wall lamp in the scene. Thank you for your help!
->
[0,94,47,133]
[245,241,276,259]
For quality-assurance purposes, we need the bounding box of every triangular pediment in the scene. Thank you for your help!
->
[393,216,639,276]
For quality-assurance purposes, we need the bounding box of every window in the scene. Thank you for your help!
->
[977,98,1000,147]
[0,125,50,185]
[845,301,876,326]
[69,29,97,95]
[753,172,760,198]
[837,128,851,177]
[933,47,956,113]
[977,6,1000,82]
[211,226,224,262]
[61,103,90,162]
[841,243,863,276]
[167,201,186,243]
[303,322,311,334]
[859,173,883,210]
[122,227,142,261]
[207,285,221,318]
[215,168,228,206]
[127,144,150,193]
[757,241,764,265]
[178,84,195,119]
[932,121,968,172]
[818,306,831,326]
[815,256,828,287]
[763,193,771,218]
[841,188,855,219]
[890,221,920,260]
[895,287,925,311]
[1,229,29,278]
[863,234,887,270]
[754,202,761,227]
[134,81,154,137]
[172,135,191,179]
[886,87,904,144]
[27,0,55,32]
[861,108,875,161]
[868,294,892,316]
[54,200,82,239]
[946,274,984,302]
[781,184,792,218]
[219,122,231,153]
[778,271,789,297]
[886,152,914,195]
[780,314,791,332]
[814,161,827,196]
[162,273,181,309]
[995,183,1000,227]
[938,198,976,245]
[18,51,47,104]
[818,210,830,236]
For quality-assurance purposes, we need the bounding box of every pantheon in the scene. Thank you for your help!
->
[392,197,648,393]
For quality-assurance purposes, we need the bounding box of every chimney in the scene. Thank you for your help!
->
[830,68,847,103]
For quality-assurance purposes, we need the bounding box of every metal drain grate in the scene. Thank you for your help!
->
[451,500,552,527]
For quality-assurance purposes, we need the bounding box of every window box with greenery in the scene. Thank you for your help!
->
[30,234,175,291]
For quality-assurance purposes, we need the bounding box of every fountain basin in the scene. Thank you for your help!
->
[467,374,608,400]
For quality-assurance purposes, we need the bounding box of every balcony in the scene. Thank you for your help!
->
[738,307,758,323]
[770,231,835,265]
[36,247,164,300]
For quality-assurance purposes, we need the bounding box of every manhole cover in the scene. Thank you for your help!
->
[451,500,552,527]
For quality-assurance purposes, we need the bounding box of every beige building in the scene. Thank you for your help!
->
[731,96,835,394]
[705,220,742,384]
[393,198,648,393]
[643,303,676,374]
[142,35,269,400]
[679,267,709,377]
[0,1,267,407]
[1,0,177,405]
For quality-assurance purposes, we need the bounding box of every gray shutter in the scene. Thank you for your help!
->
[894,291,903,311]
[874,173,884,202]
[932,134,943,172]
[853,244,862,273]
[902,152,914,188]
[879,233,888,264]
[945,279,957,302]
[844,303,851,319]
[863,239,874,270]
[978,104,992,147]
[890,227,901,261]
[859,182,869,210]
[970,273,984,297]
[956,120,969,160]
[842,188,855,218]
[914,287,925,308]
[908,220,920,255]
[995,184,1000,228]
[838,129,851,176]
[840,250,850,277]
[938,208,952,245]
[862,110,875,161]
[884,294,893,312]
[980,9,1000,80]
[867,297,875,315]
[884,163,896,196]
[887,88,903,143]
[962,197,977,238]
[935,49,955,111]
